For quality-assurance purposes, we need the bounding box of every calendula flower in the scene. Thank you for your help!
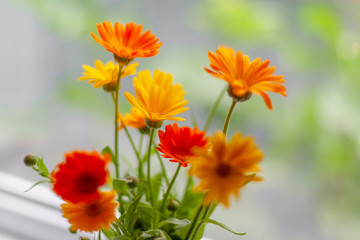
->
[78,60,138,90]
[157,123,209,167]
[52,150,110,204]
[118,108,148,132]
[91,22,162,65]
[189,132,263,207]
[61,191,118,232]
[205,46,286,109]
[124,70,189,127]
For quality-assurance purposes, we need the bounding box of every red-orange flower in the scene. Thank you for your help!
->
[52,150,110,204]
[157,123,209,167]
[205,46,286,109]
[91,22,162,63]
[61,191,118,232]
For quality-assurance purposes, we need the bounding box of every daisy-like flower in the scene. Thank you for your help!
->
[205,46,286,109]
[118,108,148,133]
[124,69,189,128]
[157,123,209,167]
[52,150,110,204]
[188,132,263,207]
[78,60,138,91]
[61,191,118,232]
[91,22,162,65]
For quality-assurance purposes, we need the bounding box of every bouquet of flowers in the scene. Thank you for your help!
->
[24,21,286,240]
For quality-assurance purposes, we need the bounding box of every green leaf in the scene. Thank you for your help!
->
[102,146,116,164]
[36,157,49,177]
[24,180,49,192]
[138,229,171,240]
[123,193,143,230]
[113,179,130,196]
[200,219,246,236]
[113,236,132,240]
[101,228,116,239]
[158,218,190,230]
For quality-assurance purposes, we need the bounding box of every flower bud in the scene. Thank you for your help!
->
[166,198,180,212]
[113,54,133,67]
[145,119,163,129]
[125,176,138,188]
[227,85,252,102]
[103,82,117,92]
[24,154,37,167]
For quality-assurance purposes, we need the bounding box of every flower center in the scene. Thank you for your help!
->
[77,174,98,193]
[85,200,102,217]
[217,164,231,177]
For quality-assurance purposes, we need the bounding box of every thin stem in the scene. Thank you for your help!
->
[154,141,170,186]
[147,129,156,205]
[222,100,237,135]
[98,230,101,240]
[185,205,204,240]
[139,134,144,157]
[204,85,227,132]
[160,163,182,211]
[122,124,142,165]
[114,66,123,178]
[191,204,211,240]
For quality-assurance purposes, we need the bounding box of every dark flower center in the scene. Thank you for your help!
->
[77,174,98,193]
[85,201,102,217]
[217,164,231,177]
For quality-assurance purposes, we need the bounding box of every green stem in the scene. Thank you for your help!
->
[191,204,211,240]
[154,141,170,186]
[204,85,227,132]
[98,230,101,240]
[222,100,237,135]
[147,129,156,205]
[160,163,181,211]
[185,205,204,240]
[122,124,142,170]
[139,134,144,156]
[114,66,123,178]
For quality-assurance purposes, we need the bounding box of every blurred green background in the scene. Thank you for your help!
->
[1,0,360,239]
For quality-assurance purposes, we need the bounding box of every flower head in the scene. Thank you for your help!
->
[188,132,263,207]
[52,150,110,204]
[124,69,189,125]
[61,191,118,232]
[157,123,209,167]
[78,60,138,89]
[205,46,286,109]
[118,108,148,132]
[91,22,162,64]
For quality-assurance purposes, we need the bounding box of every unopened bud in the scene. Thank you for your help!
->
[24,154,37,167]
[167,198,180,212]
[126,176,139,188]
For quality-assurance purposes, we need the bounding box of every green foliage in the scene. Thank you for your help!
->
[200,219,246,236]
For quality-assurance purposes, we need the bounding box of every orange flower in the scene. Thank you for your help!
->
[188,132,263,207]
[61,191,118,232]
[118,108,148,132]
[157,123,209,167]
[205,46,286,109]
[91,22,162,64]
[52,150,110,204]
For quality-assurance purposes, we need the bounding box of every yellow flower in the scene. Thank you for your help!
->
[118,108,148,132]
[124,70,189,125]
[188,132,263,207]
[78,60,138,88]
[61,191,118,232]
